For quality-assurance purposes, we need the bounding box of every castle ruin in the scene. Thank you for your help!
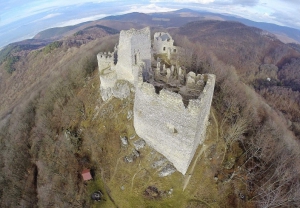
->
[97,27,215,175]
[153,32,177,59]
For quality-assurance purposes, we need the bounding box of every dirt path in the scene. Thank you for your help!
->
[131,167,142,192]
[111,156,123,180]
[211,110,219,142]
[183,110,219,191]
[183,144,208,191]
[100,168,119,208]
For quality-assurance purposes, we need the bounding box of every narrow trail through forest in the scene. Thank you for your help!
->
[183,145,208,191]
[183,110,219,191]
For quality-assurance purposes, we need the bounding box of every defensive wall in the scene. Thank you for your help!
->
[134,74,215,174]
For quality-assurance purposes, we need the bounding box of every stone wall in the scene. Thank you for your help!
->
[97,52,115,73]
[99,70,117,90]
[194,74,215,146]
[98,27,151,100]
[153,32,177,59]
[116,27,151,84]
[133,74,215,174]
[100,80,131,101]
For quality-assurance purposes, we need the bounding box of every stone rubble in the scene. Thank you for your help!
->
[133,139,146,150]
[158,164,176,177]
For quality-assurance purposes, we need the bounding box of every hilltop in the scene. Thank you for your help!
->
[0,14,300,207]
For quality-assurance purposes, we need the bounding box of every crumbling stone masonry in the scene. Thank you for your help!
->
[97,27,215,174]
[153,32,177,59]
[97,27,151,100]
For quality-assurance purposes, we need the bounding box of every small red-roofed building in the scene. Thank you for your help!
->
[82,169,92,181]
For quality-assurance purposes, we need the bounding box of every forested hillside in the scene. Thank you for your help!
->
[172,20,300,141]
[0,19,299,207]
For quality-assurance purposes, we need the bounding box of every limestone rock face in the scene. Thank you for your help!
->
[158,164,176,177]
[120,136,128,147]
[124,149,140,163]
[100,81,130,101]
[152,158,168,169]
[133,139,146,150]
[127,110,133,120]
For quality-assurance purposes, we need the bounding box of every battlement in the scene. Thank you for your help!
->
[154,32,173,42]
[120,27,150,38]
[97,51,114,56]
[137,74,214,112]
[97,52,114,63]
[138,81,186,110]
[136,72,215,111]
[97,50,117,74]
[97,52,114,60]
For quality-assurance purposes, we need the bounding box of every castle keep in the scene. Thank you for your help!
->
[97,27,215,175]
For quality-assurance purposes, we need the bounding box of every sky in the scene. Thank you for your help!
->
[0,0,300,48]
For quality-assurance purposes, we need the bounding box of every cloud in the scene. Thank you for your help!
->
[179,0,215,3]
[231,0,259,6]
[151,0,215,4]
[150,0,300,29]
[254,0,300,28]
[39,13,62,21]
[54,14,107,27]
[28,13,62,24]
[267,9,300,28]
[206,0,259,7]
[126,4,177,13]
[0,0,116,27]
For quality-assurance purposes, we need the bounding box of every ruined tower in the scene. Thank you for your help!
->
[116,27,151,84]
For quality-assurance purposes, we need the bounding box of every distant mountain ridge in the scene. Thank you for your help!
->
[2,7,300,50]
[102,8,300,43]
[33,22,91,40]
[181,9,300,43]
[3,8,300,55]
